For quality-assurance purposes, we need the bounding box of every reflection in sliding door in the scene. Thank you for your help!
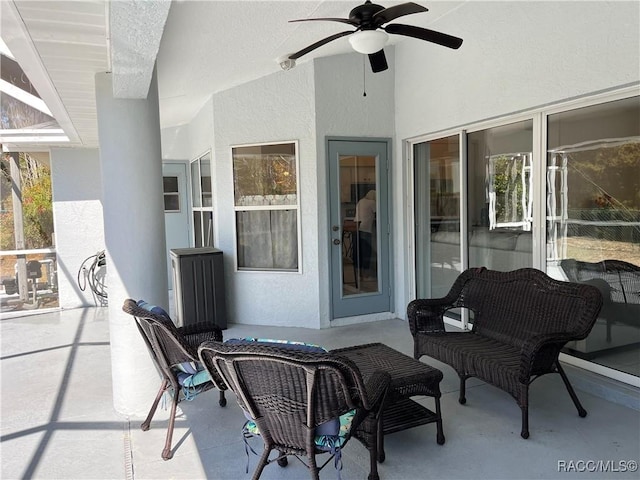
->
[546,95,640,377]
[414,135,461,299]
[467,120,534,273]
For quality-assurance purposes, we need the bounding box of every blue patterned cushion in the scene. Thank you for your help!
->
[136,299,171,319]
[243,409,356,450]
[233,337,351,477]
[225,337,327,353]
[176,368,211,388]
[137,299,209,400]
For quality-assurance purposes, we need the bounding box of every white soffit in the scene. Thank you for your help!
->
[109,0,171,99]
[1,0,81,144]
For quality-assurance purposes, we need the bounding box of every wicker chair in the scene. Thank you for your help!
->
[407,268,603,439]
[198,340,390,480]
[122,299,227,460]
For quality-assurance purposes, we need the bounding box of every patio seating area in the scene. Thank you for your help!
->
[1,306,639,479]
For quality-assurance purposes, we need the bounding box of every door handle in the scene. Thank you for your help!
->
[333,239,341,245]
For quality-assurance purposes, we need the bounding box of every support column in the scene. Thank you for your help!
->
[95,69,168,416]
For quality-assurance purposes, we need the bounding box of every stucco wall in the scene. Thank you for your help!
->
[160,98,214,160]
[161,123,190,160]
[392,0,640,314]
[395,1,640,139]
[188,98,215,161]
[207,62,320,328]
[50,147,106,308]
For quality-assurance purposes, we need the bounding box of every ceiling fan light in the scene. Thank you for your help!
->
[349,30,388,54]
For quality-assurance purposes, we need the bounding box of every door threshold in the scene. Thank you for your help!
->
[331,312,396,327]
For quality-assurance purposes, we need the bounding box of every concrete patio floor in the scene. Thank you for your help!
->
[1,306,639,480]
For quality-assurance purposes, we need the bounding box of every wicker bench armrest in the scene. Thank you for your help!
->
[407,298,452,336]
[519,333,577,380]
[521,332,582,357]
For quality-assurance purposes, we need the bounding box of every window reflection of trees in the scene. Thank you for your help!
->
[488,153,532,231]
[233,148,297,204]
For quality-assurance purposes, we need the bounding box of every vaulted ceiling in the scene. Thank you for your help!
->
[1,1,465,150]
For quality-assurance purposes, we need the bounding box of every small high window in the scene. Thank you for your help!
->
[190,151,213,247]
[163,176,180,212]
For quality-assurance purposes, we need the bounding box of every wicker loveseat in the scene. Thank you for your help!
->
[407,267,603,439]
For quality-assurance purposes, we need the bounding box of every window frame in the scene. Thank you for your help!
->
[189,150,214,247]
[162,175,181,213]
[231,140,302,273]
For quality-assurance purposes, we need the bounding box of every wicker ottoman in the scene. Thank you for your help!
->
[332,342,445,462]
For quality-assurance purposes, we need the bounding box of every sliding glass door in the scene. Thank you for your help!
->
[414,122,534,328]
[414,135,461,300]
[410,90,639,382]
[467,120,534,274]
[546,96,640,377]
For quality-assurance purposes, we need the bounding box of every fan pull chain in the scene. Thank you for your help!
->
[363,55,367,97]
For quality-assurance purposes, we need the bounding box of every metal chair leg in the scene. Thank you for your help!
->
[520,406,530,439]
[162,388,180,460]
[435,395,445,445]
[520,383,530,439]
[556,361,587,417]
[142,379,168,431]
[368,412,381,480]
[371,413,386,463]
[459,376,467,404]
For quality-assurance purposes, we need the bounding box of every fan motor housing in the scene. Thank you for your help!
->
[349,1,385,27]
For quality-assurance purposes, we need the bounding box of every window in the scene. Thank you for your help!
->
[163,176,180,212]
[232,142,300,271]
[190,151,213,247]
[0,151,58,312]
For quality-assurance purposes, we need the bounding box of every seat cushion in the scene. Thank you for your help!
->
[243,409,356,451]
[225,337,327,353]
[176,368,211,388]
[136,299,209,392]
[173,362,211,400]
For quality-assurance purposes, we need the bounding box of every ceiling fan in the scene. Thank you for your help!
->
[287,1,463,73]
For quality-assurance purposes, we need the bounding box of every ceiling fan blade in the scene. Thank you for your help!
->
[288,31,354,60]
[368,50,388,73]
[289,17,358,26]
[385,23,463,49]
[373,2,428,26]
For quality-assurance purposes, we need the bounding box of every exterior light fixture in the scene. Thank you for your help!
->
[348,30,389,54]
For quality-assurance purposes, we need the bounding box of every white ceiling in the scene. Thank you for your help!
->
[1,0,466,149]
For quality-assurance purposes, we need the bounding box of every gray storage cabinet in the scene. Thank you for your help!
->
[170,247,226,329]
